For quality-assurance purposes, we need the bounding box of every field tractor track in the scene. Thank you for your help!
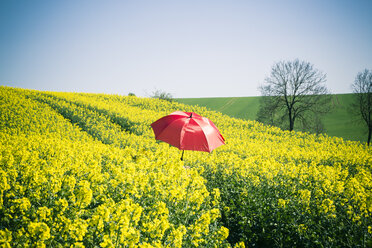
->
[218,98,237,112]
[26,93,136,146]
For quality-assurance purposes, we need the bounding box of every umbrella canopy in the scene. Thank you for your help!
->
[151,111,225,153]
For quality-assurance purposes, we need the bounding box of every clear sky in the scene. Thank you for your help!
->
[1,0,371,98]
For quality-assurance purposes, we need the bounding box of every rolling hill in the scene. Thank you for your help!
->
[176,94,366,143]
[0,87,370,247]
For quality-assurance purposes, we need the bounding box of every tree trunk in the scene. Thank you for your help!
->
[289,111,294,131]
[368,128,371,146]
[289,120,294,131]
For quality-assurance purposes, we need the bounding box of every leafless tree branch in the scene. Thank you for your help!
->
[351,69,372,145]
[257,59,331,133]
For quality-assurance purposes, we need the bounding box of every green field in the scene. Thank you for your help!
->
[176,94,366,143]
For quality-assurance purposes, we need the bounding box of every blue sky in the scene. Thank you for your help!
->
[1,0,371,98]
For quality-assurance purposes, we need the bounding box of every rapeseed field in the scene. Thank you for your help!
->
[0,86,370,247]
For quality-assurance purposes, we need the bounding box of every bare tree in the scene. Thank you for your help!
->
[351,69,372,145]
[151,89,174,102]
[257,59,331,132]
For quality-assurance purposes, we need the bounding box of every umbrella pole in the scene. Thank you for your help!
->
[180,150,184,161]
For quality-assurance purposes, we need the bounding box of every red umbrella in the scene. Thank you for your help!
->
[151,111,225,160]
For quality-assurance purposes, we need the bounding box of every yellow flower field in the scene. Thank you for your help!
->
[0,86,371,247]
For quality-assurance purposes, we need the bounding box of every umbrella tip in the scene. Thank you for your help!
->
[189,113,193,118]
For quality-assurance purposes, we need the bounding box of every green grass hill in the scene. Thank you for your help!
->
[176,94,366,143]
